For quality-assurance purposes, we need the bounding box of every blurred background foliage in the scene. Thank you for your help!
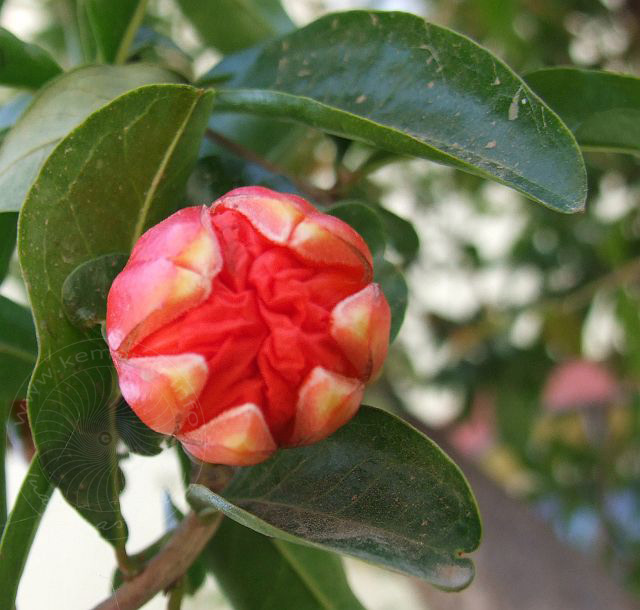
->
[2,0,640,604]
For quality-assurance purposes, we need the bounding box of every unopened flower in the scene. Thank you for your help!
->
[107,187,390,465]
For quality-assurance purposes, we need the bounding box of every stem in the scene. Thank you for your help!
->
[330,150,401,199]
[554,256,640,313]
[166,578,185,610]
[116,545,138,581]
[0,454,53,610]
[446,256,640,363]
[204,129,333,205]
[115,0,150,65]
[92,512,223,610]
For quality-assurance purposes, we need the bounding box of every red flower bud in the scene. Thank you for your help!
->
[107,187,391,466]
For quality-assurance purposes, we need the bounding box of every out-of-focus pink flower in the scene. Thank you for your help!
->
[542,359,619,412]
[106,187,390,466]
[449,391,496,457]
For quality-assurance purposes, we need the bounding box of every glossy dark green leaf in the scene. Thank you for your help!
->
[0,64,181,213]
[85,0,146,63]
[375,206,420,265]
[189,406,481,591]
[62,253,127,330]
[176,0,293,54]
[375,259,408,341]
[525,68,640,155]
[328,202,386,258]
[0,212,17,283]
[0,27,61,89]
[205,518,365,610]
[204,10,586,213]
[0,296,36,410]
[115,399,163,457]
[190,0,301,160]
[18,84,214,545]
[0,455,53,610]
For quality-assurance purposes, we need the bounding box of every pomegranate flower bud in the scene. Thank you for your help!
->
[107,187,391,466]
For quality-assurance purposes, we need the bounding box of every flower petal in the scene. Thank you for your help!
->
[289,366,364,446]
[289,216,373,280]
[313,212,373,269]
[106,258,211,353]
[330,283,391,380]
[115,353,208,435]
[214,187,314,244]
[178,403,277,466]
[130,206,221,277]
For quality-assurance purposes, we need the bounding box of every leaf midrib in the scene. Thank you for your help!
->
[130,91,202,245]
[225,496,469,556]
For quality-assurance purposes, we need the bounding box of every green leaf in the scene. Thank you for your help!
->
[0,28,62,89]
[0,64,181,213]
[525,67,640,155]
[205,518,365,610]
[0,212,17,283]
[115,399,164,457]
[0,455,54,610]
[375,206,420,265]
[375,259,408,341]
[204,10,587,213]
[0,404,5,538]
[328,202,386,259]
[0,296,36,410]
[175,0,294,54]
[188,406,481,591]
[85,0,148,63]
[129,27,194,79]
[62,253,128,331]
[18,84,214,545]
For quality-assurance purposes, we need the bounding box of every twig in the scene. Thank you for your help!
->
[204,129,333,205]
[554,256,640,313]
[444,256,640,363]
[92,511,223,610]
